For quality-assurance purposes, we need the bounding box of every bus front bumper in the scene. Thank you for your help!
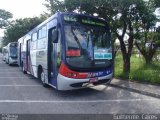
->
[9,58,18,64]
[57,73,113,90]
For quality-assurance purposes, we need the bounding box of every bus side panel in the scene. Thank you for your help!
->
[36,49,48,78]
[25,40,33,75]
[30,37,48,79]
[30,47,38,78]
[36,39,48,80]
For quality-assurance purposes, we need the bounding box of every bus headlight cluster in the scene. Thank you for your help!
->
[106,70,111,74]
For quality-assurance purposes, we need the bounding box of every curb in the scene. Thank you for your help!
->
[109,80,160,99]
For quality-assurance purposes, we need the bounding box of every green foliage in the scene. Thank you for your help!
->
[0,9,13,29]
[44,0,148,73]
[44,0,65,14]
[115,54,160,84]
[44,0,160,72]
[134,5,160,64]
[150,0,160,8]
[2,17,45,46]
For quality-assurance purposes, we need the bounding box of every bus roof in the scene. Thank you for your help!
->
[18,12,109,40]
[7,42,17,47]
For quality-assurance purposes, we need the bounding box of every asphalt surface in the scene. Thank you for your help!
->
[0,54,160,116]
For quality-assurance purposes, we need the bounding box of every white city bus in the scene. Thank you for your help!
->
[5,42,18,65]
[2,46,7,61]
[18,12,113,90]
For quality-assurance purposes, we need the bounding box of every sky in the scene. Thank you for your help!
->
[0,0,47,36]
[0,0,160,37]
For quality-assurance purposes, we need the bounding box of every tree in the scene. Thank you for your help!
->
[135,32,160,64]
[150,0,160,8]
[134,1,160,64]
[44,0,65,14]
[2,17,45,46]
[0,9,13,29]
[44,0,147,74]
[105,0,146,73]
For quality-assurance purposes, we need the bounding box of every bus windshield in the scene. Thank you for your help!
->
[10,46,17,57]
[63,15,112,70]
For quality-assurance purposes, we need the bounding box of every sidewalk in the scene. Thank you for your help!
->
[110,78,160,98]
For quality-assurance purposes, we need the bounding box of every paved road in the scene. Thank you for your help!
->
[0,55,160,116]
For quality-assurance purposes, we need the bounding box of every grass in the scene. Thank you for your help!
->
[114,54,160,85]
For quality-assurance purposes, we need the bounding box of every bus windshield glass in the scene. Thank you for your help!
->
[10,43,17,57]
[62,14,112,70]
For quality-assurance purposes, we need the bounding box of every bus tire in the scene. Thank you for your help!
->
[38,68,48,87]
[22,62,27,74]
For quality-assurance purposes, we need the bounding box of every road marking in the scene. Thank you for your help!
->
[0,99,157,103]
[0,71,19,73]
[0,77,28,78]
[0,69,19,73]
[0,69,18,70]
[0,85,41,87]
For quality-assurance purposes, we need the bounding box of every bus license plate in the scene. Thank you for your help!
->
[89,78,98,83]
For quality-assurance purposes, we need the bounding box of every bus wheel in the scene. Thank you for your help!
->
[22,63,27,74]
[38,69,48,87]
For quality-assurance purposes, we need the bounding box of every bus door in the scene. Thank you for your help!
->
[26,40,31,72]
[48,27,60,87]
[52,43,58,79]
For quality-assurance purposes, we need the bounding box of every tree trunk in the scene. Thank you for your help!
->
[145,56,152,64]
[135,41,157,65]
[114,21,133,75]
[122,53,131,73]
[118,36,131,74]
[144,52,155,64]
[123,60,130,73]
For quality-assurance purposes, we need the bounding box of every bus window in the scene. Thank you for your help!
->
[57,29,61,68]
[32,32,37,41]
[41,26,47,38]
[38,26,47,39]
[31,32,37,50]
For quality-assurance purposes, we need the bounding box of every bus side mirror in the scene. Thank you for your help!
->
[52,29,58,43]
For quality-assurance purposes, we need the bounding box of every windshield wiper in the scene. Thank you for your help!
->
[71,27,81,50]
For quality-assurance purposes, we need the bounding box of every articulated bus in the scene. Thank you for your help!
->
[18,12,113,90]
[5,42,18,65]
[2,46,7,61]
